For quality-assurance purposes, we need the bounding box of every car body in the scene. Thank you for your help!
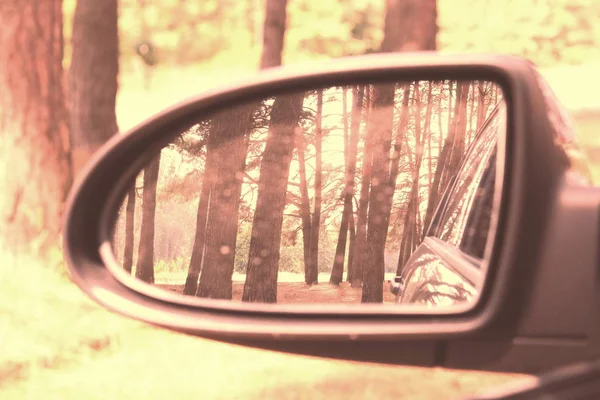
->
[393,101,502,306]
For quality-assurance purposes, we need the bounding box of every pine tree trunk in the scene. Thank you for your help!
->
[351,87,373,288]
[196,107,254,300]
[361,84,395,303]
[123,186,136,273]
[69,0,119,176]
[242,93,305,303]
[135,154,161,283]
[331,86,363,285]
[306,90,324,285]
[0,0,72,255]
[296,131,313,283]
[183,141,216,295]
[260,0,287,69]
[423,80,454,232]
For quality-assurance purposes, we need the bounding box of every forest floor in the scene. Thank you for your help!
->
[157,281,398,303]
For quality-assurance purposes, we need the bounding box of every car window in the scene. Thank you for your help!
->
[432,102,504,259]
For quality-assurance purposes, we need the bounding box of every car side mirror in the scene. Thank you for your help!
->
[62,53,600,375]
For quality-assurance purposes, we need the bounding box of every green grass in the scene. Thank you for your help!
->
[0,248,530,399]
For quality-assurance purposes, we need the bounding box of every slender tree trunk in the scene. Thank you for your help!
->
[0,0,72,255]
[423,80,454,233]
[351,87,373,288]
[183,142,216,295]
[135,154,161,283]
[330,86,363,285]
[382,84,411,233]
[196,106,254,300]
[260,0,287,69]
[444,82,470,183]
[296,131,313,280]
[397,82,431,273]
[476,81,490,131]
[242,93,305,302]
[123,185,136,273]
[305,90,324,285]
[361,83,395,303]
[69,0,119,176]
[468,83,476,144]
[346,203,356,282]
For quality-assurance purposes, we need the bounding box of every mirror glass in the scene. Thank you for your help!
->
[111,79,505,309]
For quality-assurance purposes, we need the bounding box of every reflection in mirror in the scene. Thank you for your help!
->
[111,79,505,308]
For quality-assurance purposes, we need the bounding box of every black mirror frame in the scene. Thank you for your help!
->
[62,53,600,373]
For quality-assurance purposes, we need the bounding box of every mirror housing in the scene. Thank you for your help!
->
[63,53,600,374]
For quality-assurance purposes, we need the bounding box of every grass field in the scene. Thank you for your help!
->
[1,62,598,399]
[0,248,532,399]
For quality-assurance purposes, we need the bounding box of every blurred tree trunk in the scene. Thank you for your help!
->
[260,0,287,69]
[351,87,373,288]
[183,141,215,295]
[69,0,119,176]
[305,90,324,285]
[360,0,438,302]
[361,83,395,303]
[123,185,136,273]
[0,1,72,255]
[135,154,161,283]
[196,107,254,300]
[242,93,304,303]
[330,86,363,285]
[381,0,437,52]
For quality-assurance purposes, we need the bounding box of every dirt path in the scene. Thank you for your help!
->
[157,281,397,303]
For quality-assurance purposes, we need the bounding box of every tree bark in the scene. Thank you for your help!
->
[183,141,215,295]
[346,202,356,282]
[397,82,432,273]
[242,93,305,303]
[0,0,72,255]
[260,0,288,69]
[380,0,438,53]
[196,106,254,300]
[123,185,136,273]
[135,154,161,283]
[306,90,324,285]
[351,87,373,288]
[69,0,119,176]
[443,82,470,187]
[330,86,363,285]
[423,80,454,233]
[381,84,411,235]
[296,128,313,283]
[361,83,395,303]
[476,81,490,131]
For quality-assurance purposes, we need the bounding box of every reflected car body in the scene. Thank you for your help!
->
[393,100,501,306]
[394,72,594,306]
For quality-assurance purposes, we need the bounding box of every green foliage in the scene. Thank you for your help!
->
[63,0,600,72]
[439,0,600,66]
[286,0,383,61]
[154,255,189,274]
